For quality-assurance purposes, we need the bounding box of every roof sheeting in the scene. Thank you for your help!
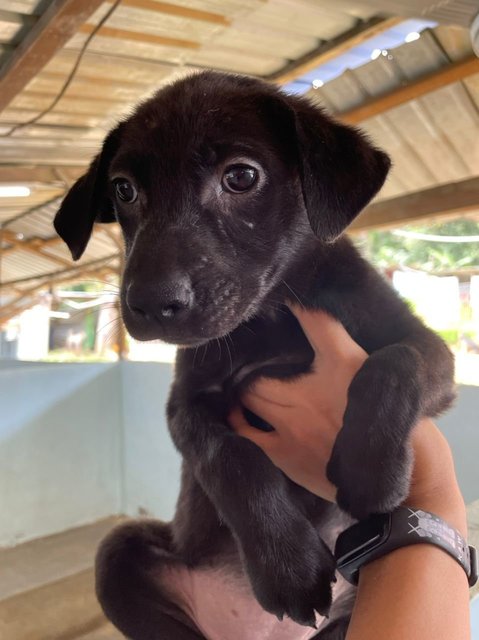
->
[306,27,479,200]
[0,0,478,313]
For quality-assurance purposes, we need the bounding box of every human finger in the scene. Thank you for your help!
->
[288,304,367,361]
[241,378,298,411]
[239,387,296,433]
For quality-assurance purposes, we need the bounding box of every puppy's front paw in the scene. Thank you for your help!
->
[327,345,420,520]
[243,517,336,627]
[327,435,412,519]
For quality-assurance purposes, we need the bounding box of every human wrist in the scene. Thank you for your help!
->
[403,483,467,539]
[406,419,467,537]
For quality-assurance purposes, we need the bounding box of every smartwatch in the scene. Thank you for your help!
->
[334,507,478,588]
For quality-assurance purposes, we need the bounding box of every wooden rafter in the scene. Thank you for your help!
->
[39,69,150,88]
[349,176,479,233]
[0,165,84,185]
[0,0,105,114]
[341,55,479,125]
[78,23,200,50]
[23,88,127,104]
[107,0,229,25]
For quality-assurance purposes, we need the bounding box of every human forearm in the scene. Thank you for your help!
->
[346,421,470,640]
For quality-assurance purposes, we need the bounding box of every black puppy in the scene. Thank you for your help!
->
[54,71,455,639]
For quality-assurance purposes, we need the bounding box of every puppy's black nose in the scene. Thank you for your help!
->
[127,276,194,321]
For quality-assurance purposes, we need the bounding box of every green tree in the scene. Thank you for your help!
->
[358,218,479,273]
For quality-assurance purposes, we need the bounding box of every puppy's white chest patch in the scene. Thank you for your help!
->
[161,565,329,640]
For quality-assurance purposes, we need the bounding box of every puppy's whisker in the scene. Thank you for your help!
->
[239,322,257,337]
[215,337,222,362]
[199,342,208,366]
[226,333,235,352]
[96,317,122,335]
[222,336,233,375]
[281,280,305,308]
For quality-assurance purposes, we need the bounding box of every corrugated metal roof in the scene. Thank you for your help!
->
[306,27,479,200]
[0,0,478,314]
[349,0,478,27]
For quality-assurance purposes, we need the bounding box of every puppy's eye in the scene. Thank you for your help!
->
[114,179,137,203]
[222,165,257,193]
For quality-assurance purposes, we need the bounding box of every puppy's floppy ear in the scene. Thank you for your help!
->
[292,99,390,241]
[264,91,390,242]
[54,124,123,260]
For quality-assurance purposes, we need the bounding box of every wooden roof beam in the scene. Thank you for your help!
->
[0,0,105,114]
[78,23,200,50]
[341,55,479,125]
[0,165,84,184]
[107,0,229,26]
[349,176,479,233]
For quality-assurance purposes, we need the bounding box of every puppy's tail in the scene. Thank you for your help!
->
[95,519,203,639]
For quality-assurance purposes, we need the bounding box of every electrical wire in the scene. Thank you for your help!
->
[3,0,123,137]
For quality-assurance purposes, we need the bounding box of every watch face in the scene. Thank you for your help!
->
[336,513,391,564]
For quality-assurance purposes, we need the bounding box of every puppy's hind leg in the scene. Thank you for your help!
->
[95,520,205,640]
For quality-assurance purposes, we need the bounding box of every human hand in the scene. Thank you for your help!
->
[229,307,465,532]
[229,306,367,502]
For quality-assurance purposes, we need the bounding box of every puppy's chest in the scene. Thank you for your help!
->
[181,311,314,405]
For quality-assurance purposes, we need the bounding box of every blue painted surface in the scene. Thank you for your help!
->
[0,362,122,546]
[0,358,477,547]
[472,596,479,639]
[285,19,437,95]
[120,361,180,521]
[437,386,479,505]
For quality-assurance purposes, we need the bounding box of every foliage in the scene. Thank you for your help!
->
[84,310,96,350]
[358,218,479,273]
[44,349,116,363]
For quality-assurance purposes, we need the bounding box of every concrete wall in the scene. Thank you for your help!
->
[120,361,180,520]
[0,357,477,547]
[437,385,479,505]
[0,363,122,547]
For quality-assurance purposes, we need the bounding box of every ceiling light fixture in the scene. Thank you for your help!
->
[0,186,31,198]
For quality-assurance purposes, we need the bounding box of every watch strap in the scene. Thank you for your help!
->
[335,507,478,588]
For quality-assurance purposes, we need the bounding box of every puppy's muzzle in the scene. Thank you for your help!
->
[126,275,195,322]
